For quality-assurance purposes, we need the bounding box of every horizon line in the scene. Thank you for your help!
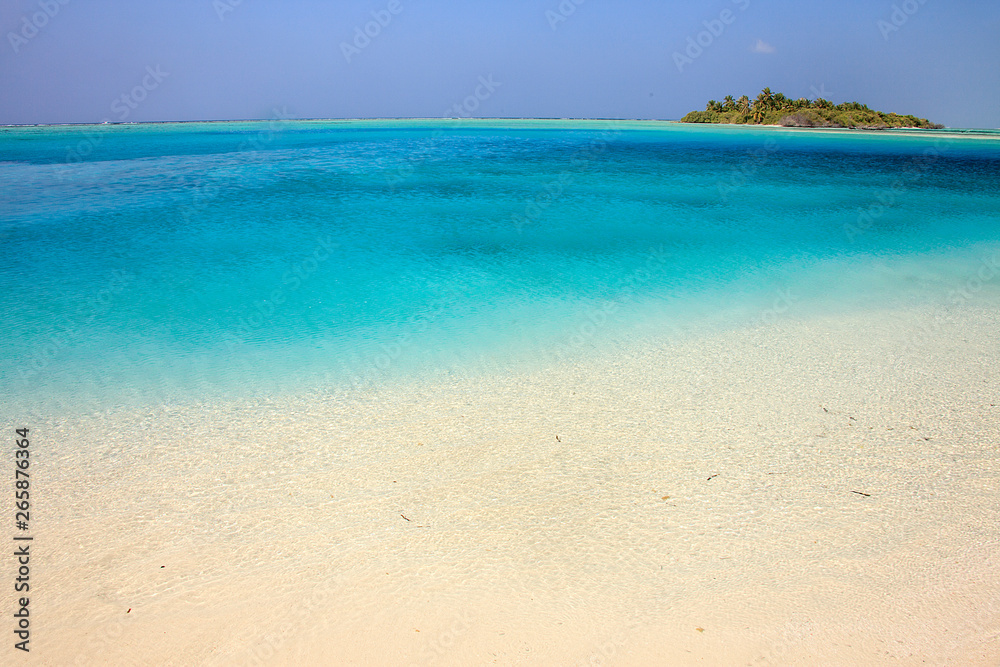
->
[5,118,1000,133]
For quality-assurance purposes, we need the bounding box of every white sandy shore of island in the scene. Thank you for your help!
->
[19,303,1000,666]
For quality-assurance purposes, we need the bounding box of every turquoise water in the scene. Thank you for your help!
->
[2,120,999,411]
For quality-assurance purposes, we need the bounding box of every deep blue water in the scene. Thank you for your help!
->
[2,120,999,411]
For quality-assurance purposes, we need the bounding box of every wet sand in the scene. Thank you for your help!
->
[22,304,1000,665]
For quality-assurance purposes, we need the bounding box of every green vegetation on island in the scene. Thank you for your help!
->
[681,88,943,129]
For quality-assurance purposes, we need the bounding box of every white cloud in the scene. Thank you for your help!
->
[751,39,776,54]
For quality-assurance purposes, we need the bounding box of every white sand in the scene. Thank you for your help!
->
[16,304,1000,665]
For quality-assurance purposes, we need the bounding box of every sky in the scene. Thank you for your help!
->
[1,0,998,128]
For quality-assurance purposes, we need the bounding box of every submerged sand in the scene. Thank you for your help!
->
[18,304,1000,665]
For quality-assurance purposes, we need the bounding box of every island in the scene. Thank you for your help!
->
[680,88,943,129]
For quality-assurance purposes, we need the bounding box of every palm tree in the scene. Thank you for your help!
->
[723,95,736,111]
[755,89,775,113]
[752,106,766,124]
[736,95,751,115]
[754,87,773,110]
[754,95,767,117]
[706,100,720,112]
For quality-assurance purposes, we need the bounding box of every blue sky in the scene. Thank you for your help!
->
[1,0,998,127]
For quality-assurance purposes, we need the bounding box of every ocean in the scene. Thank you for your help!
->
[2,119,999,413]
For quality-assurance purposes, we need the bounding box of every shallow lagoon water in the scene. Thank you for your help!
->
[2,120,999,412]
